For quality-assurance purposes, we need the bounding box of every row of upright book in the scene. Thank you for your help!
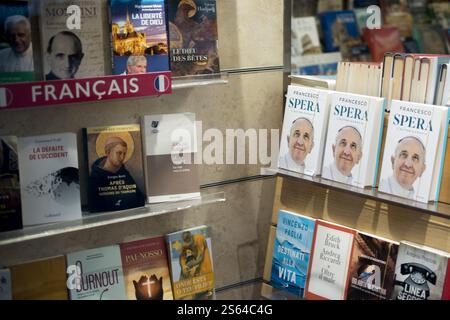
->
[0,112,200,232]
[0,0,220,83]
[268,209,450,300]
[279,80,449,203]
[0,225,214,300]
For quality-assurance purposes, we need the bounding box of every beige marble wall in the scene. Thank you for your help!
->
[0,0,285,298]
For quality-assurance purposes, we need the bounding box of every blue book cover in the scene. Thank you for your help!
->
[110,0,170,75]
[320,10,360,52]
[271,210,315,297]
[66,245,127,300]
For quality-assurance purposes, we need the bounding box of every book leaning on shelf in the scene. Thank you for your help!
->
[39,0,106,81]
[304,220,357,300]
[83,124,146,213]
[142,113,200,203]
[392,241,449,300]
[166,225,215,300]
[270,210,315,298]
[278,85,332,176]
[18,132,81,226]
[0,136,22,232]
[378,100,450,203]
[321,91,385,188]
[66,245,127,300]
[110,0,170,75]
[0,0,35,83]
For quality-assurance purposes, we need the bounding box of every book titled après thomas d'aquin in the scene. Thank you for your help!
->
[84,124,145,213]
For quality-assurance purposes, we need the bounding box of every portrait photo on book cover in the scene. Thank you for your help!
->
[322,125,363,185]
[278,117,315,174]
[379,136,427,200]
[87,131,145,212]
[45,31,84,81]
[0,14,34,73]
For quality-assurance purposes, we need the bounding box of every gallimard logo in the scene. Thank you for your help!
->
[393,106,433,132]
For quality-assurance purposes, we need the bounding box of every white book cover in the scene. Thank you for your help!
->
[305,220,356,300]
[392,241,449,300]
[378,100,449,203]
[39,0,106,80]
[278,85,332,176]
[0,268,12,300]
[66,245,126,300]
[291,17,321,58]
[18,132,81,226]
[142,113,200,203]
[321,92,385,188]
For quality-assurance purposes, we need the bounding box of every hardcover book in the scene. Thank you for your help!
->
[84,124,145,213]
[321,92,385,188]
[0,136,22,232]
[304,220,356,300]
[168,0,220,77]
[378,101,450,203]
[291,17,321,58]
[0,0,35,83]
[319,10,360,53]
[392,241,448,300]
[278,85,332,176]
[142,113,200,203]
[66,245,127,300]
[270,210,316,297]
[39,0,106,80]
[0,268,12,300]
[166,225,214,300]
[347,232,399,300]
[110,0,170,75]
[18,133,81,226]
[120,236,174,300]
[10,256,68,299]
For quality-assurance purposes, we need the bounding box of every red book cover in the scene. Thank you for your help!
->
[442,258,450,300]
[363,26,405,63]
[304,220,357,300]
[120,236,173,300]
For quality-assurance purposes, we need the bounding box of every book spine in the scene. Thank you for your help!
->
[434,108,450,201]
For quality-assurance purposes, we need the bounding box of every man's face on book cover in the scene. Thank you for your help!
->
[333,126,362,176]
[391,137,426,190]
[287,118,314,165]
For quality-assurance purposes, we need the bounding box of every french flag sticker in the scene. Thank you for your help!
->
[154,75,170,93]
[0,88,7,108]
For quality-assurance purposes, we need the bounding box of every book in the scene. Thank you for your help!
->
[378,101,450,203]
[442,258,450,300]
[18,133,81,226]
[0,136,22,232]
[84,124,146,213]
[347,232,399,300]
[291,17,322,58]
[381,0,414,38]
[392,241,449,300]
[66,245,127,300]
[278,85,332,176]
[0,268,12,300]
[166,225,215,300]
[0,0,35,83]
[321,91,385,188]
[435,63,450,106]
[289,74,336,90]
[10,256,68,299]
[120,236,174,300]
[414,24,448,54]
[167,0,220,77]
[39,0,106,80]
[304,220,357,300]
[319,10,360,53]
[291,52,342,76]
[110,0,170,75]
[270,210,316,298]
[142,113,200,203]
